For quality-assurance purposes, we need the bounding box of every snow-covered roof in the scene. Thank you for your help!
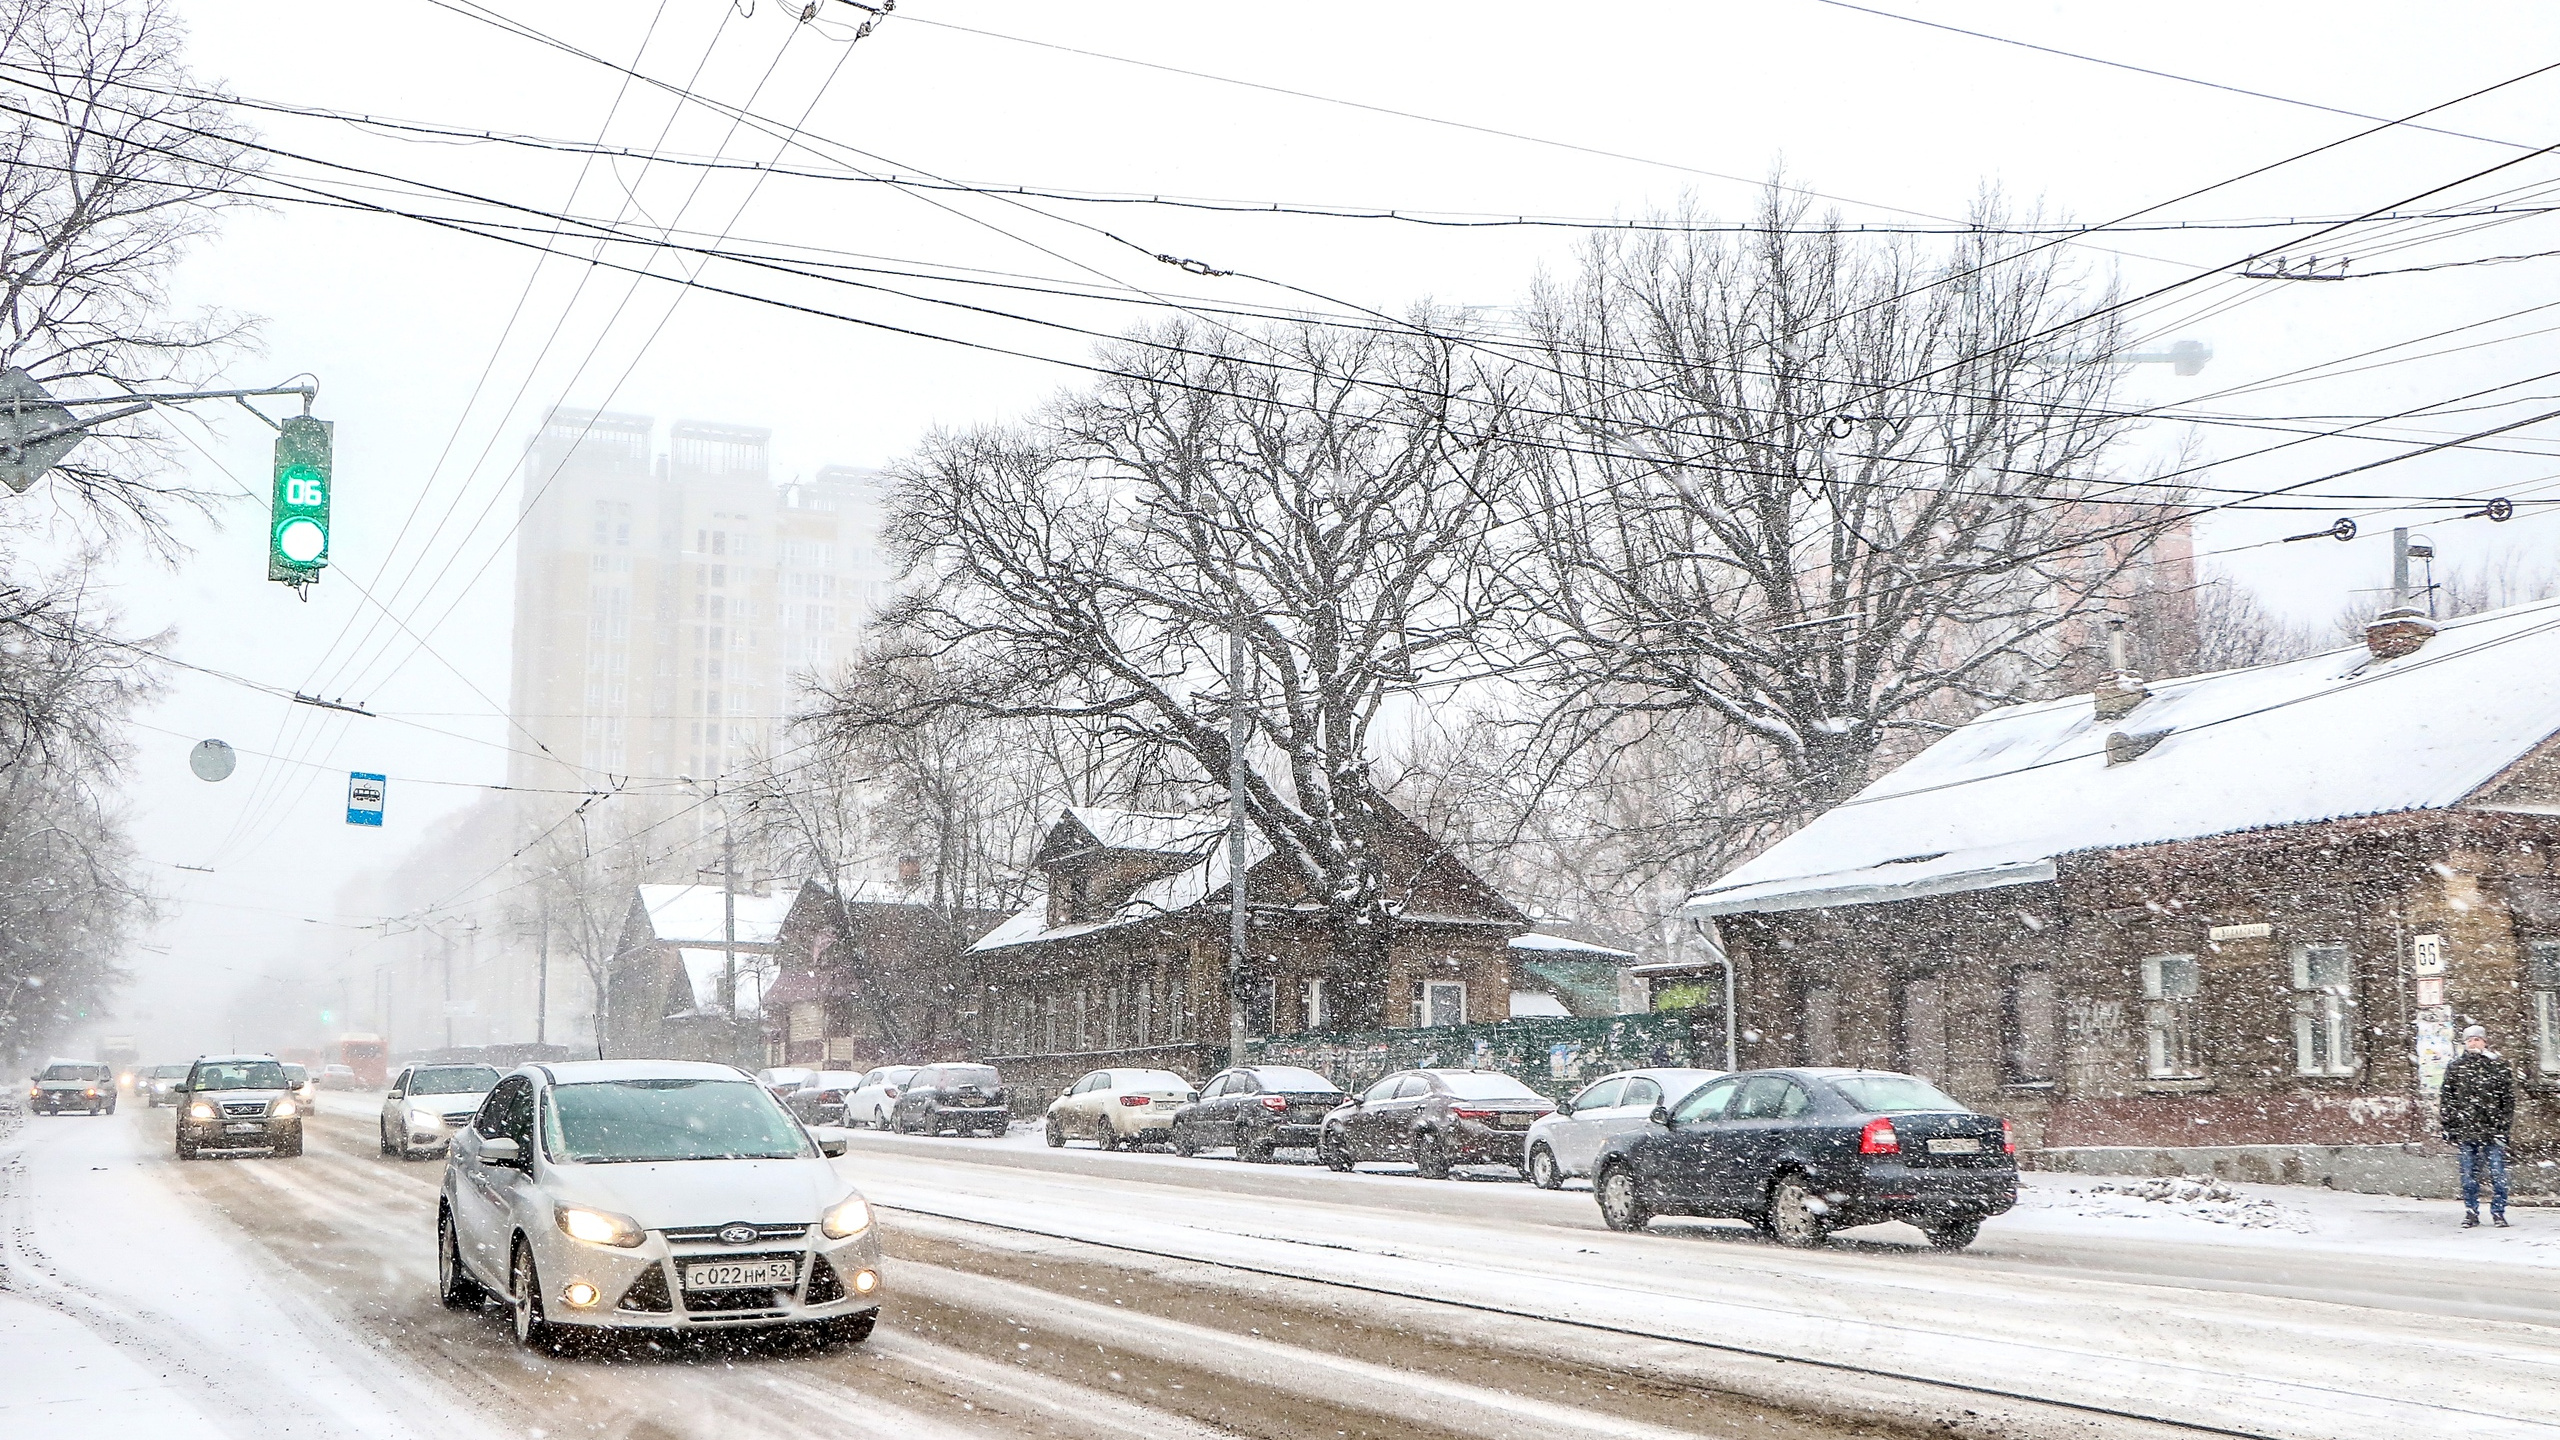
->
[1509,990,1574,1018]
[1059,806,1227,856]
[971,818,1273,952]
[675,947,770,1015]
[1509,929,1638,960]
[637,883,793,946]
[1687,597,2560,918]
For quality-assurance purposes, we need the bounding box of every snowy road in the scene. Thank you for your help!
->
[1,1097,2552,1440]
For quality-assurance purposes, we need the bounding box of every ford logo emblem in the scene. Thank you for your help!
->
[717,1223,758,1245]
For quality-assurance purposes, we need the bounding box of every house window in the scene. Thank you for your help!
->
[1067,870,1096,922]
[2008,968,2060,1083]
[1420,981,1466,1029]
[1802,982,1838,1066]
[2141,953,2204,1078]
[2532,941,2560,1077]
[1897,974,1948,1083]
[1301,977,1329,1033]
[2290,943,2357,1077]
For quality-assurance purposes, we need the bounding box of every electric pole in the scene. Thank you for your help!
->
[723,818,741,1060]
[535,888,550,1048]
[1227,628,1252,1066]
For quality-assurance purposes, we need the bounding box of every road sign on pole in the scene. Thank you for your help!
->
[345,772,386,827]
[271,415,332,590]
[0,368,86,493]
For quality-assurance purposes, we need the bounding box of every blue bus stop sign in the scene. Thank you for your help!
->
[346,772,386,827]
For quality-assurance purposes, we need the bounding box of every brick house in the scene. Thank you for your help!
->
[971,803,1530,1103]
[1683,601,2560,1194]
[757,878,1012,1069]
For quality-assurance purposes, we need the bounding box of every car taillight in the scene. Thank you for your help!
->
[1259,1095,1289,1112]
[1859,1117,1900,1155]
[2001,1118,2017,1155]
[820,1090,843,1103]
[883,1087,901,1099]
[1450,1107,1498,1121]
[1118,1094,1151,1106]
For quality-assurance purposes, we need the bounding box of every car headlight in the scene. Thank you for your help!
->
[189,1102,215,1119]
[272,1099,297,1118]
[821,1192,873,1239]
[408,1106,441,1127]
[555,1205,645,1248]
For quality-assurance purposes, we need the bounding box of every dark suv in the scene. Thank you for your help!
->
[27,1060,115,1115]
[175,1054,304,1159]
[1317,1068,1555,1178]
[887,1063,1009,1136]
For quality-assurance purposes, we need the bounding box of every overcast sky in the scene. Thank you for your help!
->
[56,1,2560,1053]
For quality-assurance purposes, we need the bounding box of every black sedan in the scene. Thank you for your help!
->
[887,1062,1011,1136]
[1169,1066,1348,1161]
[1317,1068,1554,1178]
[1590,1068,2014,1250]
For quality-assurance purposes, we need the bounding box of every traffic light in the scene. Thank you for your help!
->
[270,414,331,589]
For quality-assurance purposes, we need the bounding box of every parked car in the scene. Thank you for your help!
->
[1044,1068,1196,1150]
[1524,1068,1723,1190]
[1168,1066,1346,1161]
[755,1067,819,1104]
[1590,1068,2016,1251]
[283,1063,321,1111]
[175,1055,301,1158]
[436,1059,880,1351]
[1317,1069,1555,1178]
[141,1063,193,1107]
[380,1063,503,1160]
[840,1066,921,1128]
[785,1071,869,1126]
[886,1063,1010,1136]
[27,1059,115,1116]
[318,1063,361,1091]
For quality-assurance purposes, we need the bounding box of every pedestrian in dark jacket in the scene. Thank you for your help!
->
[2440,1024,2516,1228]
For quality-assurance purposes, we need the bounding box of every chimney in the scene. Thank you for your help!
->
[2094,614,2149,720]
[2365,606,2437,661]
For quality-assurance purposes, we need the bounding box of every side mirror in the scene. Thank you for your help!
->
[810,1125,852,1158]
[1651,1105,1672,1128]
[1553,1098,1575,1117]
[1346,1094,1364,1108]
[480,1135,522,1165]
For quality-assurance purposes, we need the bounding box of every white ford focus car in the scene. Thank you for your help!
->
[437,1059,882,1351]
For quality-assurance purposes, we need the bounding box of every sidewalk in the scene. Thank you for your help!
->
[2002,1169,2560,1267]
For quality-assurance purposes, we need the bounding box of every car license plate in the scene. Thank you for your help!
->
[224,1122,260,1134]
[684,1259,797,1290]
[1928,1137,1983,1155]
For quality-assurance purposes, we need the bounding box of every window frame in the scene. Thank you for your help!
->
[2140,952,2205,1080]
[1422,980,1467,1029]
[2530,939,2560,1078]
[2006,966,2061,1084]
[2289,942,2358,1078]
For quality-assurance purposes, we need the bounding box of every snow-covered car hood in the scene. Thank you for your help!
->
[541,1156,850,1230]
[192,1087,290,1105]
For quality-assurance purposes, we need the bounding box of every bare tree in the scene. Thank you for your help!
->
[845,319,1524,1028]
[0,0,257,539]
[1512,187,2189,820]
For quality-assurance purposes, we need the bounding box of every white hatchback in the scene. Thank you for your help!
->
[1523,1068,1724,1189]
[841,1065,921,1128]
[437,1059,881,1351]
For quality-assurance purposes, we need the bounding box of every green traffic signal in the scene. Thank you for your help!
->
[270,414,332,588]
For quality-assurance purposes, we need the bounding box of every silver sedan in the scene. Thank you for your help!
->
[437,1059,882,1351]
[380,1063,502,1160]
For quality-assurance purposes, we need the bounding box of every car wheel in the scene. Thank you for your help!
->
[1766,1173,1831,1249]
[1412,1131,1451,1180]
[1596,1164,1652,1232]
[378,1119,395,1156]
[819,1311,876,1346]
[1171,1123,1198,1158]
[1319,1128,1354,1172]
[1238,1130,1276,1164]
[438,1206,487,1309]
[175,1132,196,1161]
[1527,1145,1563,1191]
[274,1128,303,1158]
[1045,1114,1066,1148]
[1924,1215,1983,1252]
[509,1239,563,1352]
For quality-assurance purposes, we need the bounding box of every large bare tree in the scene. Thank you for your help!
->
[1513,189,2189,819]
[844,319,1525,1028]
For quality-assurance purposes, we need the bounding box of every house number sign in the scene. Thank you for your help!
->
[2207,922,2271,942]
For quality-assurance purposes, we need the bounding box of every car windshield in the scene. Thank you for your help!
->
[1828,1074,1968,1114]
[936,1066,1000,1089]
[284,1065,308,1082]
[1253,1067,1338,1092]
[1437,1072,1541,1100]
[149,1065,189,1078]
[40,1064,92,1080]
[192,1061,286,1091]
[543,1078,812,1163]
[410,1066,500,1095]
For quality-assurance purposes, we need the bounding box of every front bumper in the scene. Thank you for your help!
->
[181,1116,299,1146]
[32,1090,103,1111]
[537,1222,886,1332]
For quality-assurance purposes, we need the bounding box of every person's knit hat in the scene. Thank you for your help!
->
[2464,1024,2488,1040]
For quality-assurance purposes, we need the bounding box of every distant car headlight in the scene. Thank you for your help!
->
[188,1102,216,1119]
[272,1099,297,1118]
[820,1192,873,1239]
[408,1106,442,1129]
[555,1205,645,1248]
